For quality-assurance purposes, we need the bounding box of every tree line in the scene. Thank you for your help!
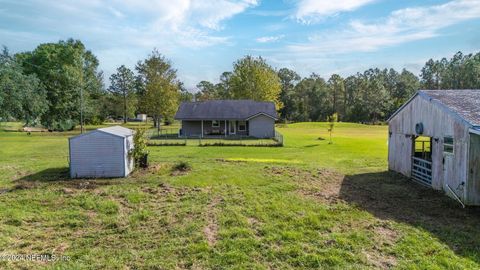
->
[195,51,480,123]
[1,38,479,130]
[0,40,183,130]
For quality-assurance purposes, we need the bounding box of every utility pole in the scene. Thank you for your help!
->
[80,85,84,134]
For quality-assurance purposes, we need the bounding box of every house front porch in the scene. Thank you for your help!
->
[179,120,249,138]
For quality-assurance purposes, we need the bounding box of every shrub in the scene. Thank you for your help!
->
[173,161,191,172]
[130,128,149,168]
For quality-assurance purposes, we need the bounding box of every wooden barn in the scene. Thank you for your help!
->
[69,126,135,178]
[388,90,480,206]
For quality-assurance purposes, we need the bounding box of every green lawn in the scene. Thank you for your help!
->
[0,122,479,269]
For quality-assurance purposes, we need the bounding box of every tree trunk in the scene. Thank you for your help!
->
[123,92,127,124]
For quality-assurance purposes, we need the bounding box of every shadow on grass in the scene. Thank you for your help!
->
[14,167,126,191]
[339,171,480,263]
[18,167,70,182]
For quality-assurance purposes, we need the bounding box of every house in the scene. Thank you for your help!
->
[69,126,134,178]
[388,90,480,206]
[174,100,278,138]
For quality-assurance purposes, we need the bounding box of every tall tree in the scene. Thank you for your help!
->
[228,56,283,110]
[108,65,136,123]
[178,82,194,102]
[17,39,103,130]
[327,74,346,120]
[136,49,180,130]
[278,68,300,121]
[0,47,47,125]
[195,81,217,101]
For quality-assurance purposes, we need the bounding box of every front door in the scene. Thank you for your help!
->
[229,120,236,135]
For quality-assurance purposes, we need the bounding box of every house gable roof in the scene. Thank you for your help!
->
[388,90,480,127]
[174,100,278,120]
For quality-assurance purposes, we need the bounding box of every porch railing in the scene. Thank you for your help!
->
[273,130,284,146]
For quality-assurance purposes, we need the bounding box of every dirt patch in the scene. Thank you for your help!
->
[265,166,345,203]
[370,223,399,245]
[53,243,69,253]
[16,181,39,190]
[363,249,397,270]
[204,196,222,247]
[141,183,204,198]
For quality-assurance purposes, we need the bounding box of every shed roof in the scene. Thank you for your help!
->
[388,90,480,127]
[174,100,278,120]
[97,126,134,137]
[70,125,134,140]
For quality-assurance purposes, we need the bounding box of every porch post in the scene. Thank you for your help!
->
[201,120,204,138]
[225,120,227,137]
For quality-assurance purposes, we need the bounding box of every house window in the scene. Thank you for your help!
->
[212,120,219,128]
[238,121,246,131]
[444,136,454,154]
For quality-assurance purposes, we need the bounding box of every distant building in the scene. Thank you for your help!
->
[388,90,480,206]
[69,126,134,178]
[136,114,147,122]
[174,100,278,138]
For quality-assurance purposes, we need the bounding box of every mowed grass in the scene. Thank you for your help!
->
[0,122,479,269]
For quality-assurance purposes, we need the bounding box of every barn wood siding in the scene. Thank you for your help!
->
[70,131,125,178]
[388,95,470,197]
[467,134,480,205]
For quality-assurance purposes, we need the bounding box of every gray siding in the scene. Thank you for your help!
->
[388,94,471,203]
[181,121,202,137]
[248,115,275,138]
[69,131,128,178]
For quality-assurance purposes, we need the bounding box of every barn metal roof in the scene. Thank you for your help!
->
[174,100,278,120]
[388,90,480,127]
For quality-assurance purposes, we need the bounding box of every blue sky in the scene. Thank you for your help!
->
[1,0,480,89]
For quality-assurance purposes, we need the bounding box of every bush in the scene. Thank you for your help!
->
[173,161,191,172]
[130,128,149,168]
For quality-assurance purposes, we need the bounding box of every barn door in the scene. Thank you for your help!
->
[443,136,464,202]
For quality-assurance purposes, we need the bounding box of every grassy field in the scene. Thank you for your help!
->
[0,122,479,269]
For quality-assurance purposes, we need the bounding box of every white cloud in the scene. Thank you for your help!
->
[0,0,258,88]
[288,0,480,55]
[294,0,376,23]
[256,35,285,43]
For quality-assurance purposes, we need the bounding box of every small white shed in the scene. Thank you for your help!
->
[69,126,135,178]
[136,114,147,122]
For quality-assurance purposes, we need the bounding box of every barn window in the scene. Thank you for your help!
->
[414,136,432,160]
[212,120,219,128]
[238,121,246,131]
[444,136,454,154]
